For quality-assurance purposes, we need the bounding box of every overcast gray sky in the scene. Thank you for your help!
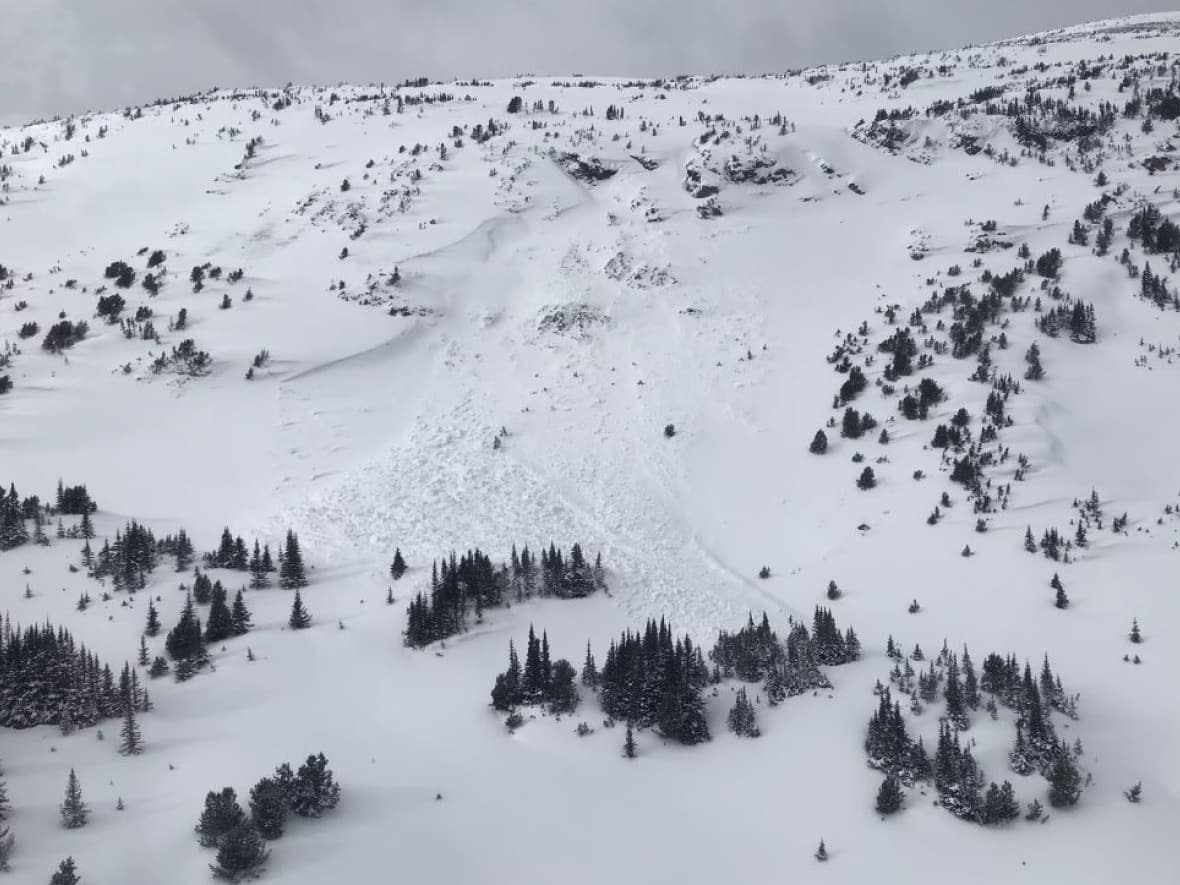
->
[0,0,1167,122]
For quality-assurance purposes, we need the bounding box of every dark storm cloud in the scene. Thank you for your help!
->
[0,0,1166,122]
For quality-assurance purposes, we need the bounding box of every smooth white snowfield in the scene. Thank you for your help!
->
[2,11,1179,883]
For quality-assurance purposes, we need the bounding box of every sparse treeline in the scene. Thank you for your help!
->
[204,527,285,589]
[489,608,860,747]
[405,542,604,647]
[0,480,97,551]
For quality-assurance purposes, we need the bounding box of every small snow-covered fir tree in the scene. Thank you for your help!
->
[60,769,88,829]
[287,753,340,817]
[195,787,245,847]
[249,777,288,839]
[49,856,79,885]
[288,590,311,630]
[145,599,161,636]
[390,548,407,580]
[210,822,269,881]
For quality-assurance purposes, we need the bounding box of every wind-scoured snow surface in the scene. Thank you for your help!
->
[2,12,1179,884]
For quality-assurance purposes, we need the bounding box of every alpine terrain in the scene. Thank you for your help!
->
[1,11,1179,884]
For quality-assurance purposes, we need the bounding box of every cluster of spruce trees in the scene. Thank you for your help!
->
[712,608,859,705]
[196,753,340,880]
[1037,301,1097,343]
[0,485,33,551]
[405,542,603,647]
[0,618,134,730]
[0,480,97,551]
[158,584,254,681]
[867,639,1084,824]
[596,618,711,744]
[204,528,304,589]
[488,609,864,747]
[489,625,579,714]
[83,520,161,591]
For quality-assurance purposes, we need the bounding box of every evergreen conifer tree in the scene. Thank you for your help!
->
[230,590,253,635]
[288,590,311,630]
[623,724,637,759]
[60,769,88,828]
[192,570,213,605]
[944,656,968,730]
[165,592,205,664]
[547,659,580,714]
[0,822,12,872]
[982,780,1020,823]
[205,585,235,643]
[491,641,524,711]
[210,822,269,881]
[390,548,407,580]
[1048,752,1082,807]
[119,701,143,755]
[195,787,245,847]
[138,634,150,666]
[145,600,161,636]
[249,777,288,839]
[875,774,904,814]
[249,540,268,589]
[581,641,599,687]
[232,536,249,571]
[279,530,307,589]
[962,648,980,709]
[288,754,340,817]
[49,857,80,885]
[174,529,193,571]
[727,687,761,737]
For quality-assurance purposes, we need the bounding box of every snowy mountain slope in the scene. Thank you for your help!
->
[1,11,1180,884]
